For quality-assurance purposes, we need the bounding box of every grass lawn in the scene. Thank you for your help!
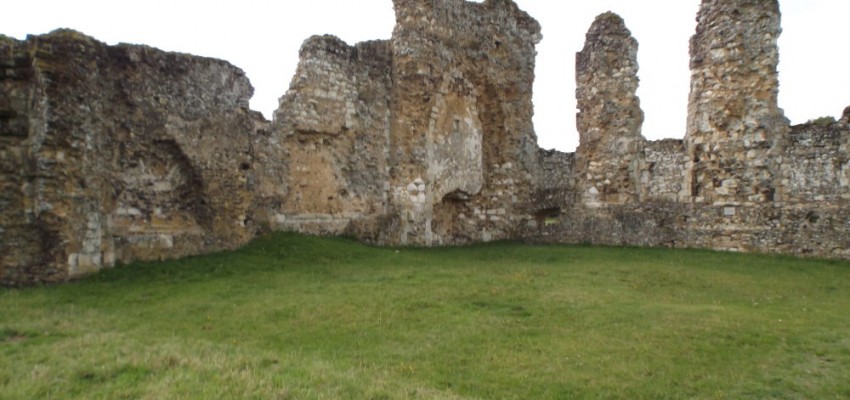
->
[2,233,849,399]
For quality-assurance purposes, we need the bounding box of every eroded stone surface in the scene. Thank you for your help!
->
[3,0,850,286]
[685,0,789,205]
[0,30,265,285]
[530,1,850,259]
[267,36,393,238]
[387,0,543,246]
[575,12,645,207]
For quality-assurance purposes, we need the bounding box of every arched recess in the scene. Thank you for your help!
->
[111,139,209,258]
[426,69,484,200]
[432,189,475,244]
[426,70,485,244]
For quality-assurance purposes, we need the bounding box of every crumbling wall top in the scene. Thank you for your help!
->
[297,35,354,60]
[575,11,642,142]
[392,0,541,45]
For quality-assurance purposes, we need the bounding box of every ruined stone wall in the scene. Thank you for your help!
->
[4,0,850,286]
[535,149,575,210]
[267,36,393,238]
[1,35,53,284]
[1,0,547,284]
[642,140,688,203]
[574,12,645,207]
[262,0,545,246]
[0,30,265,285]
[685,0,788,205]
[670,0,850,257]
[531,0,850,260]
[774,120,850,258]
[782,122,850,203]
[107,42,263,263]
[387,0,543,245]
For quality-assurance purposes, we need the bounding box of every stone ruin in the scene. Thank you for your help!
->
[1,0,849,285]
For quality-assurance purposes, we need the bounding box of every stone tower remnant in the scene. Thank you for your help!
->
[387,0,542,246]
[685,0,789,205]
[3,0,850,286]
[575,12,645,207]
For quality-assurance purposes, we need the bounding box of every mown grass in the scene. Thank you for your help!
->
[2,232,849,399]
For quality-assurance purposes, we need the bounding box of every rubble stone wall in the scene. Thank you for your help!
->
[0,31,265,285]
[387,0,543,246]
[268,36,393,238]
[3,0,850,286]
[782,122,850,203]
[535,149,575,210]
[642,140,688,203]
[685,0,788,205]
[574,12,645,207]
[529,0,850,260]
[1,34,52,284]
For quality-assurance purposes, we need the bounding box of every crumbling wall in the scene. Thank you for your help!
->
[774,120,850,258]
[268,36,393,237]
[0,35,54,284]
[574,12,645,207]
[4,0,850,286]
[685,0,788,205]
[642,140,688,203]
[0,31,125,285]
[670,0,849,257]
[533,0,850,260]
[387,0,543,246]
[0,30,265,285]
[782,122,850,203]
[107,42,263,263]
[535,149,575,209]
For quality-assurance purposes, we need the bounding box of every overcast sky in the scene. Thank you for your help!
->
[3,0,848,151]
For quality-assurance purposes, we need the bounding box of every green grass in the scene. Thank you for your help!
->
[2,233,849,399]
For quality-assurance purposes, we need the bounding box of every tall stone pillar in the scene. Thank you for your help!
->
[387,0,541,245]
[575,12,645,207]
[685,0,789,205]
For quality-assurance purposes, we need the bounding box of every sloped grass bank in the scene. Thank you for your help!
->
[2,233,849,399]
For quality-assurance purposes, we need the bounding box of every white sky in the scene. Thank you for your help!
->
[2,0,848,151]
